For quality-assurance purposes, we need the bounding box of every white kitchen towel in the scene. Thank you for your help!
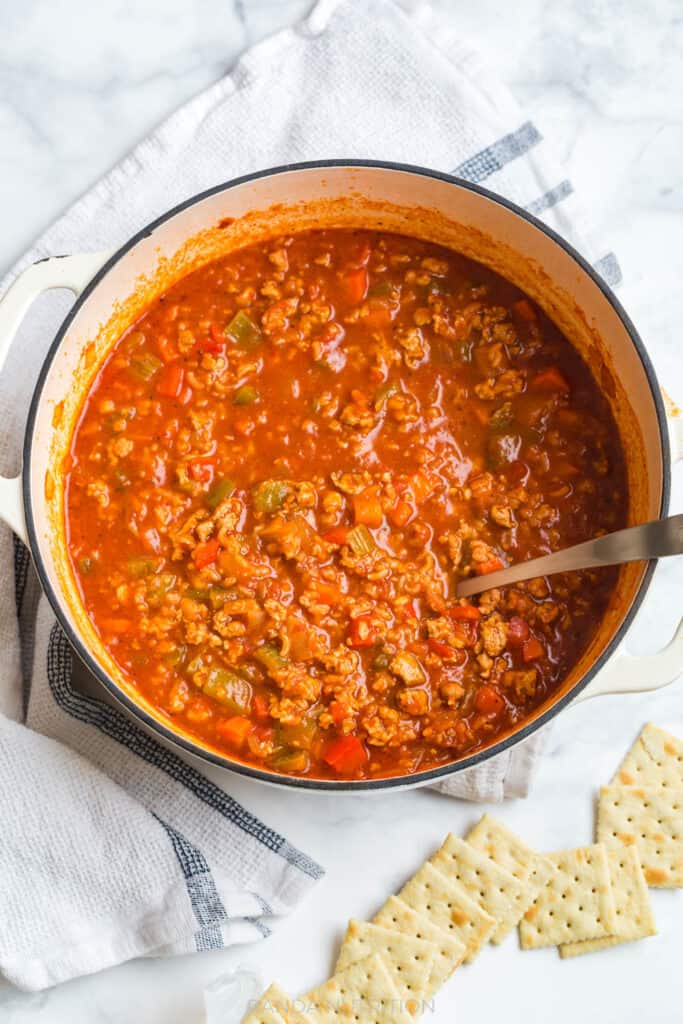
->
[0,0,620,990]
[0,602,324,993]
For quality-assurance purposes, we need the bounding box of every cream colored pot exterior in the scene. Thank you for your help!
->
[0,162,681,791]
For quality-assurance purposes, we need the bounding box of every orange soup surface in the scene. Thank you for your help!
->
[65,230,627,780]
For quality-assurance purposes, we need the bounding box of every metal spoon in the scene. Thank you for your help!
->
[456,514,683,599]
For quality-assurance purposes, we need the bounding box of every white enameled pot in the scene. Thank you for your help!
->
[0,161,681,792]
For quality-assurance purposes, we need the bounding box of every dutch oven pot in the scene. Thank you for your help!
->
[1,161,682,791]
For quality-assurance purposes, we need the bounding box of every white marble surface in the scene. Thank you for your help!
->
[1,1,682,1022]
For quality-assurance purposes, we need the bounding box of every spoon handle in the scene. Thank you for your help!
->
[456,514,683,599]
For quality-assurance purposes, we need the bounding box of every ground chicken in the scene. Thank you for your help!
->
[272,663,321,705]
[474,368,525,401]
[421,256,449,275]
[385,391,420,424]
[165,679,190,714]
[268,695,313,726]
[478,589,501,615]
[109,436,133,459]
[503,668,538,700]
[389,652,426,686]
[423,712,471,749]
[441,524,477,568]
[86,480,110,509]
[474,341,508,375]
[535,602,559,624]
[426,616,469,650]
[480,613,508,657]
[185,621,210,645]
[331,470,372,494]
[470,540,500,566]
[320,645,361,678]
[396,687,430,716]
[477,652,494,677]
[268,248,289,272]
[526,577,549,599]
[340,546,392,580]
[214,497,245,534]
[261,297,299,333]
[340,396,376,430]
[259,515,316,562]
[490,503,516,529]
[362,706,418,747]
[371,671,395,695]
[440,680,465,707]
[395,326,429,369]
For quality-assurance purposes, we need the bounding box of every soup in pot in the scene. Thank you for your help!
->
[65,229,627,780]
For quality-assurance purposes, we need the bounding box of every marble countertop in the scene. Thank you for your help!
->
[2,1,682,1022]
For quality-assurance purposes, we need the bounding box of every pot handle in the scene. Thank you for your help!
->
[573,616,683,702]
[0,252,114,544]
[577,399,683,701]
[670,412,683,463]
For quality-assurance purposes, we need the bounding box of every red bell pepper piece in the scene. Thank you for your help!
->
[475,557,504,576]
[347,614,377,648]
[188,459,215,484]
[451,621,478,648]
[193,538,221,568]
[427,638,454,658]
[194,325,226,357]
[313,582,344,606]
[252,694,270,722]
[474,685,506,715]
[323,734,368,774]
[329,701,347,727]
[217,716,252,748]
[507,616,530,648]
[389,500,413,528]
[344,267,368,304]
[506,460,529,485]
[323,526,350,545]
[209,323,226,345]
[512,298,537,322]
[530,367,570,394]
[353,489,384,528]
[156,335,180,363]
[522,637,544,662]
[410,469,440,505]
[156,363,185,399]
[400,599,420,621]
[448,604,481,622]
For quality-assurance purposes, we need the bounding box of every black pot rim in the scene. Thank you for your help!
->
[22,158,671,793]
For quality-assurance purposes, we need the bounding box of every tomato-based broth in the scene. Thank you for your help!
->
[65,229,627,780]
